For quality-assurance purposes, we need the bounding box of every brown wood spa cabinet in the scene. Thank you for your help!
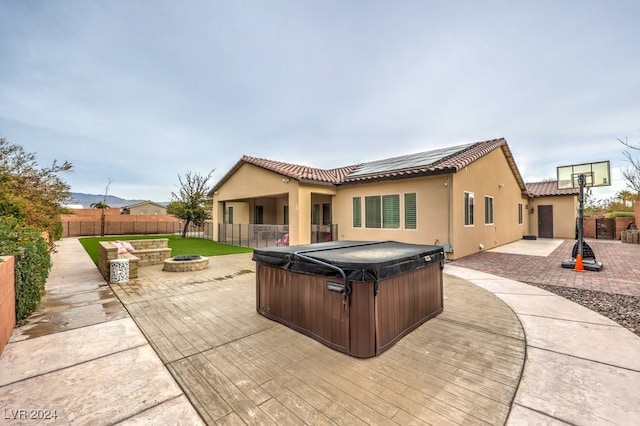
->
[253,241,444,358]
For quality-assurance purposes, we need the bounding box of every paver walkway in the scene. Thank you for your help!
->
[0,238,202,424]
[453,239,640,296]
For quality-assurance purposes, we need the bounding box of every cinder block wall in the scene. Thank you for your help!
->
[583,217,595,239]
[0,256,16,357]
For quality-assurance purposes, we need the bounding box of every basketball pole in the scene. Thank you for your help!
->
[575,173,585,271]
[578,174,585,256]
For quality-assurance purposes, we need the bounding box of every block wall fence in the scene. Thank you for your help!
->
[60,210,182,237]
[0,256,15,357]
[583,216,636,240]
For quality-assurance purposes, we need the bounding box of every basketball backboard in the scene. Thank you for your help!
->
[557,160,611,189]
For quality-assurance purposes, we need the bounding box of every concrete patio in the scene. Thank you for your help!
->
[0,237,639,425]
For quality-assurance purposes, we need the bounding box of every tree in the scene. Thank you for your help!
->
[0,137,72,243]
[615,190,638,209]
[619,133,640,195]
[0,137,69,319]
[167,170,214,238]
[90,179,112,237]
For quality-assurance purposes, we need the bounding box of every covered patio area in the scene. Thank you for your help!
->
[214,192,336,248]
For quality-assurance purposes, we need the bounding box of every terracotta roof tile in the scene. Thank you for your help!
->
[241,155,358,184]
[210,138,528,193]
[526,181,580,197]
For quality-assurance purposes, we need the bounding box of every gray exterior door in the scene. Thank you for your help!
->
[538,205,554,238]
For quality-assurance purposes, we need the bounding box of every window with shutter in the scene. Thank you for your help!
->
[353,197,361,228]
[404,193,416,229]
[365,196,381,228]
[382,195,400,228]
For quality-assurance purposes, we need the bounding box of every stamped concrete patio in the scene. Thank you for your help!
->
[111,254,525,425]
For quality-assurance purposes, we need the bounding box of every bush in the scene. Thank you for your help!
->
[0,217,51,322]
[607,211,636,218]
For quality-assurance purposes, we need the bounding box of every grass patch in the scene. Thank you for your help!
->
[78,234,253,265]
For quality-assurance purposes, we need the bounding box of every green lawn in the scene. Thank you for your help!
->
[78,234,253,265]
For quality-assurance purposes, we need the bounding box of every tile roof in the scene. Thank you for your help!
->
[343,138,515,183]
[210,138,528,193]
[526,181,580,197]
[241,156,357,184]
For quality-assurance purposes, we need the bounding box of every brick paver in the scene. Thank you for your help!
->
[451,240,640,297]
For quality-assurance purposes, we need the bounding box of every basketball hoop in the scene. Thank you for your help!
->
[558,161,610,272]
[557,161,610,190]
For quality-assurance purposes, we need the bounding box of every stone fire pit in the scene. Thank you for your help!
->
[163,254,210,272]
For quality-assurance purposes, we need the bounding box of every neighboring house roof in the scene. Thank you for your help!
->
[122,200,167,209]
[526,181,580,197]
[210,138,528,193]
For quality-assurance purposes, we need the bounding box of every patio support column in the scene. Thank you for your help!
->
[211,199,224,241]
[290,186,312,245]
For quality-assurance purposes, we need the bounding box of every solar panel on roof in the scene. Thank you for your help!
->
[347,142,475,177]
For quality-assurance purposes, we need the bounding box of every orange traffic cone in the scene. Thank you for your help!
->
[573,254,585,272]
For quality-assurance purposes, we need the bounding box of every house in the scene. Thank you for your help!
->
[208,138,576,259]
[121,200,168,216]
[525,181,579,239]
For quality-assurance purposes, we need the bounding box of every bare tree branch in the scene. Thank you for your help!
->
[618,133,640,195]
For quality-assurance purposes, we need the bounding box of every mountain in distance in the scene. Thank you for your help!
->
[68,192,169,208]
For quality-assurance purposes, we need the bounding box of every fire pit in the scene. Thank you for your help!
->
[173,254,202,261]
[163,254,210,272]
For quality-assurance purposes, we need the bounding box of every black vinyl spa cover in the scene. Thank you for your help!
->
[252,241,444,282]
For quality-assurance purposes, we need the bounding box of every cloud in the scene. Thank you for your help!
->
[0,0,639,201]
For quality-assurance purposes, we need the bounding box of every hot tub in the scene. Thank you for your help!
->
[253,241,444,358]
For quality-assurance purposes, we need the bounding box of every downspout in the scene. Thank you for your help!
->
[447,174,452,260]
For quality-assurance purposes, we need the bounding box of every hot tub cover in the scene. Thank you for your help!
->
[252,241,444,282]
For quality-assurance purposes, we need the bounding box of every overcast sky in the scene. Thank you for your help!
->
[1,0,638,202]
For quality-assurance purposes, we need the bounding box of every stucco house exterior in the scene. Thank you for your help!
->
[525,181,579,239]
[208,138,576,260]
[121,200,168,216]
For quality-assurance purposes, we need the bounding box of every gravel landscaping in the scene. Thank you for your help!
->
[528,283,640,337]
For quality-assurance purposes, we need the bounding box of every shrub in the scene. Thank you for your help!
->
[0,217,51,322]
[607,211,636,218]
[53,221,64,242]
